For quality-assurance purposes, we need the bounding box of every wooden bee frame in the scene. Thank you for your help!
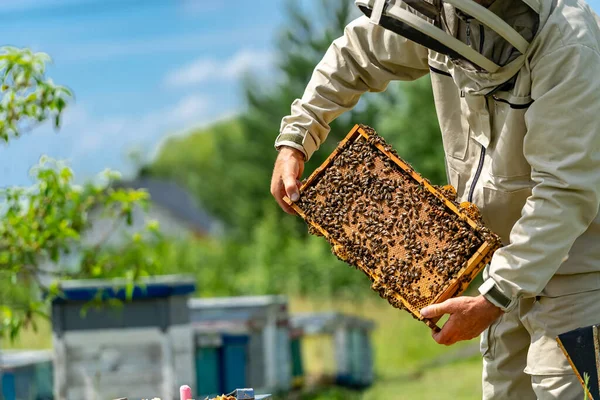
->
[284,125,502,331]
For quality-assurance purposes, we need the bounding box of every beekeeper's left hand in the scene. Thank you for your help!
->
[420,295,503,345]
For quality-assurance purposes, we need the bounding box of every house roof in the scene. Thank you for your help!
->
[114,177,220,234]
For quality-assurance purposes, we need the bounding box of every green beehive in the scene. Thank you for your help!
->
[195,334,221,397]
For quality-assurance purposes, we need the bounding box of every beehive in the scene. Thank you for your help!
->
[284,125,502,331]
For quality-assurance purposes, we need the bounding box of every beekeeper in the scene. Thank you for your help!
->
[270,0,600,398]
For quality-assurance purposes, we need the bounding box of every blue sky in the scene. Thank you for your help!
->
[1,0,599,187]
[0,0,313,187]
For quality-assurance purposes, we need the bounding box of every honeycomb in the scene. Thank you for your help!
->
[285,125,502,331]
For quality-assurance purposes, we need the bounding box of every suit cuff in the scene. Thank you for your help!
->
[275,127,319,161]
[479,278,518,312]
[275,141,308,161]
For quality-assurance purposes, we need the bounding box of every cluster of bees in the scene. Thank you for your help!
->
[295,126,501,313]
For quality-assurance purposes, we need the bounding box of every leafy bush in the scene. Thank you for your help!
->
[0,47,159,340]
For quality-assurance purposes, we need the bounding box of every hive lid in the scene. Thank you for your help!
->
[0,350,53,369]
[188,295,287,309]
[290,312,376,335]
[50,274,196,303]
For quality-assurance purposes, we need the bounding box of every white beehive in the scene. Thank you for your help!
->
[51,275,196,400]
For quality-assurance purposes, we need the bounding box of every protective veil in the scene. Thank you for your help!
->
[355,0,540,93]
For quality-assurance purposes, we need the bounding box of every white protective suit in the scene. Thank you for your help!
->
[275,0,600,398]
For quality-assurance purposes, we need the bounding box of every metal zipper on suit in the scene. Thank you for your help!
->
[465,18,472,46]
[468,145,486,203]
[463,20,486,204]
[466,28,486,204]
[479,24,485,52]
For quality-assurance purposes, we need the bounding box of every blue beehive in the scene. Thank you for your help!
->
[195,334,222,397]
[194,333,251,397]
[345,327,374,388]
[221,335,249,393]
[0,350,53,400]
[189,296,291,395]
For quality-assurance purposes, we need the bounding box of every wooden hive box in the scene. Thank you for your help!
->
[284,125,502,331]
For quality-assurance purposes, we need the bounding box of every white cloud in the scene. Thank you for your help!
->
[166,94,209,123]
[164,49,273,87]
[63,94,211,158]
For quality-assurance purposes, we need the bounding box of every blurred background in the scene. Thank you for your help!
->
[1,0,598,399]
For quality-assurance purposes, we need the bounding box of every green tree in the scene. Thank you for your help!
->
[149,0,445,298]
[378,77,446,185]
[0,47,160,340]
[152,1,387,233]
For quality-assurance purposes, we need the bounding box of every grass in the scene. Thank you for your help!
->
[290,296,482,400]
[300,357,482,400]
[1,317,52,350]
[290,296,478,372]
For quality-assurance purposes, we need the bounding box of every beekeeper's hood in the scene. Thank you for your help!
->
[356,0,541,94]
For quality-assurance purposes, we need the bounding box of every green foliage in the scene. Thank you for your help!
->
[152,0,391,236]
[148,0,445,299]
[584,372,591,400]
[0,47,72,142]
[151,119,245,229]
[378,76,446,185]
[0,48,159,341]
[0,159,161,340]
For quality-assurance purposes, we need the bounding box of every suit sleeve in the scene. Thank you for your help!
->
[275,15,430,160]
[481,44,600,310]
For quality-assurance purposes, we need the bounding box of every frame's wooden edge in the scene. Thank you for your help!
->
[557,337,595,400]
[432,241,497,305]
[298,124,363,193]
[425,319,442,333]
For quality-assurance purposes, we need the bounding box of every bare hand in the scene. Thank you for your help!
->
[270,146,305,214]
[420,295,503,345]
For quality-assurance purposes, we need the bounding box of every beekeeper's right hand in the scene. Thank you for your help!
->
[271,146,305,215]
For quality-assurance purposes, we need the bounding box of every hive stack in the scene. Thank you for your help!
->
[284,125,502,331]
